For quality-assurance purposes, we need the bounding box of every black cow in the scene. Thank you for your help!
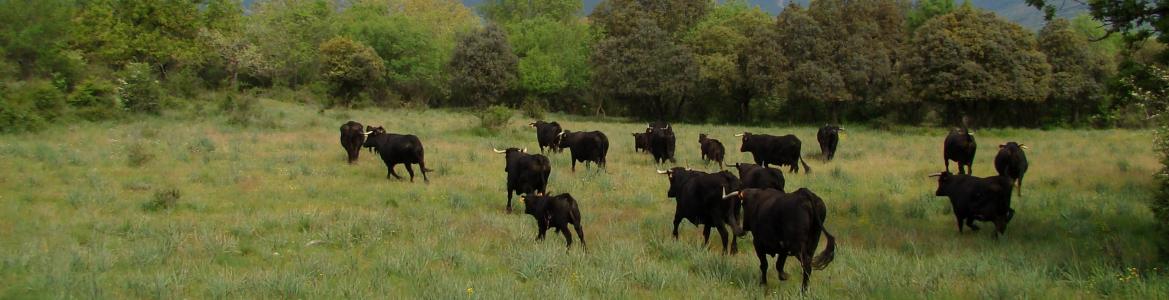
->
[733,163,785,192]
[522,193,586,250]
[340,121,365,164]
[944,127,977,175]
[994,142,1030,196]
[659,167,742,254]
[724,188,837,292]
[495,147,551,213]
[556,130,609,172]
[736,132,812,173]
[699,134,726,169]
[930,171,1015,237]
[362,126,431,182]
[632,130,650,153]
[529,121,563,153]
[648,122,676,164]
[816,125,844,161]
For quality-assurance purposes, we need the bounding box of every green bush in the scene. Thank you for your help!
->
[142,188,181,212]
[520,96,546,119]
[118,63,163,114]
[69,78,121,121]
[478,105,512,130]
[0,85,47,134]
[8,81,67,122]
[164,67,203,99]
[126,142,153,167]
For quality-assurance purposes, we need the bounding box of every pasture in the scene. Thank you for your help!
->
[0,99,1167,298]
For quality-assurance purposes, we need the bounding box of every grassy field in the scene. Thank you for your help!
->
[1,98,1167,298]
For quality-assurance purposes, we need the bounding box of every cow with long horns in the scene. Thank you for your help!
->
[495,147,551,213]
[362,126,432,182]
[659,167,742,254]
[557,130,609,172]
[817,125,844,161]
[648,122,676,164]
[529,121,563,153]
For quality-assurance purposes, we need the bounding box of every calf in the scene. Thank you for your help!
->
[522,193,586,250]
[817,125,844,161]
[733,163,784,192]
[994,142,1030,196]
[495,148,551,213]
[724,188,837,292]
[699,134,726,169]
[930,171,1015,237]
[557,130,609,172]
[944,127,977,174]
[632,131,650,153]
[529,121,563,153]
[363,126,431,182]
[648,122,677,164]
[659,167,742,254]
[340,121,365,164]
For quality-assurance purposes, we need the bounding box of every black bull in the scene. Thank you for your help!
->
[660,167,742,254]
[723,188,836,292]
[737,132,812,173]
[495,147,551,213]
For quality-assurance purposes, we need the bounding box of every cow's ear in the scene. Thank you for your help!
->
[999,144,1005,149]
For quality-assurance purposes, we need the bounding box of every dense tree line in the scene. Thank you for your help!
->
[0,0,1149,131]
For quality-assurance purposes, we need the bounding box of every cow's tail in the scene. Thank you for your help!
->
[812,228,836,270]
[800,156,812,174]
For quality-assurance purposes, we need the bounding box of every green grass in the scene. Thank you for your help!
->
[0,98,1167,298]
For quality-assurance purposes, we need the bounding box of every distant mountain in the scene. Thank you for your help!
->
[239,0,1085,30]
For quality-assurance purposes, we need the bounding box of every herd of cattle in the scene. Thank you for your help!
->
[338,120,1030,291]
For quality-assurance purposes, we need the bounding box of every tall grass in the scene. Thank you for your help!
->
[0,98,1166,298]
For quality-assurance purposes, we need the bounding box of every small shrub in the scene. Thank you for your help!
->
[142,188,180,211]
[478,105,512,131]
[164,68,202,98]
[126,142,153,167]
[0,86,48,134]
[17,81,67,121]
[521,96,547,119]
[117,63,163,114]
[220,94,261,126]
[69,78,121,121]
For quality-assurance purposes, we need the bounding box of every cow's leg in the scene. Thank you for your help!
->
[558,224,573,249]
[571,159,577,172]
[730,229,739,254]
[702,225,713,246]
[799,252,813,294]
[757,250,769,285]
[536,223,548,240]
[672,215,683,239]
[387,164,403,179]
[955,215,965,233]
[1017,175,1024,196]
[506,190,513,213]
[776,256,790,281]
[404,163,416,182]
[944,159,950,173]
[716,225,730,255]
[993,217,1008,238]
[572,221,586,250]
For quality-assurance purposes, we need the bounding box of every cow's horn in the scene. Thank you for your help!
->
[656,169,669,174]
[493,148,506,154]
[522,148,528,153]
[722,189,740,199]
[1020,145,1030,150]
[734,133,745,137]
[363,131,373,135]
[928,172,943,177]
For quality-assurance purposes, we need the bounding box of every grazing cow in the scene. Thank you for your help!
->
[944,127,977,175]
[495,147,551,213]
[632,130,650,153]
[816,125,844,161]
[699,134,726,169]
[362,126,431,182]
[736,132,812,173]
[723,188,837,292]
[529,121,564,153]
[994,142,1030,196]
[340,121,365,164]
[733,163,785,192]
[930,171,1016,237]
[648,122,676,164]
[556,130,609,172]
[522,193,586,250]
[658,167,742,254]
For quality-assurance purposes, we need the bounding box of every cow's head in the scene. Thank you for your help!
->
[721,188,750,236]
[362,126,387,148]
[658,167,692,198]
[698,133,708,144]
[929,171,955,196]
[556,130,573,148]
[520,193,549,220]
[999,142,1028,152]
[494,147,527,171]
[735,132,753,152]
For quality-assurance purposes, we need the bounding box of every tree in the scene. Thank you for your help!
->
[319,37,386,107]
[591,17,698,119]
[905,6,1052,125]
[0,0,80,81]
[72,0,205,77]
[448,24,519,107]
[1039,18,1112,125]
[243,0,336,87]
[480,0,581,23]
[1027,0,1169,57]
[907,0,955,32]
[506,17,593,105]
[591,0,708,38]
[683,0,776,121]
[338,0,479,105]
